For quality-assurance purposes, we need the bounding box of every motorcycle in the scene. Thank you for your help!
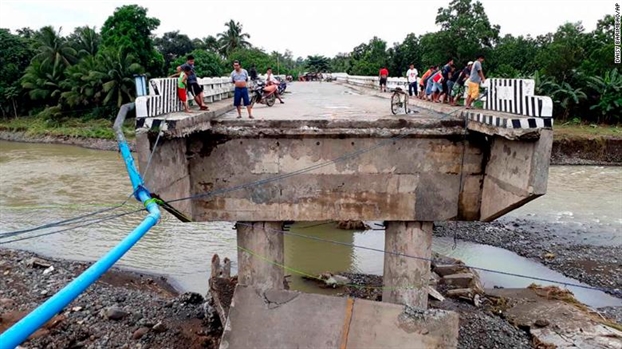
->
[250,80,277,107]
[276,77,287,95]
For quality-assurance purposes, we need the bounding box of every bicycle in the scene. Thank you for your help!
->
[390,87,409,115]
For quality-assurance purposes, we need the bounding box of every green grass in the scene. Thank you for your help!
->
[554,123,621,140]
[0,117,135,140]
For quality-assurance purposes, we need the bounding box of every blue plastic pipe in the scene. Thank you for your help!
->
[0,103,160,349]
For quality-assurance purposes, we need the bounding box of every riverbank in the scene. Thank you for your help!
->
[0,249,220,349]
[434,220,622,298]
[0,117,136,152]
[0,118,619,165]
[552,124,622,165]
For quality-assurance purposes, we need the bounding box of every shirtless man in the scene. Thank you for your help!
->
[230,60,253,119]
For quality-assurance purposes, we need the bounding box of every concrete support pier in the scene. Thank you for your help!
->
[235,222,285,291]
[383,221,433,308]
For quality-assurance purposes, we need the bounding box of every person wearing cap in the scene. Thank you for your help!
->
[451,61,473,106]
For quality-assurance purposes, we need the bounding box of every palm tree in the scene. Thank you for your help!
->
[21,59,65,102]
[32,26,77,67]
[61,55,102,107]
[70,26,100,57]
[216,20,251,57]
[203,35,220,53]
[89,47,144,108]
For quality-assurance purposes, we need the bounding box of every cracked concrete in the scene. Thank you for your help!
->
[220,285,459,349]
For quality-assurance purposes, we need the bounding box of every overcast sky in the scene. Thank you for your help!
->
[0,0,613,58]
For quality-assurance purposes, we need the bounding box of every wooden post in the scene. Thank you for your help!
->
[383,221,433,308]
[236,222,284,291]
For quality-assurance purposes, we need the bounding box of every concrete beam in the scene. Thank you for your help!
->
[219,285,459,349]
[480,130,553,221]
[383,222,433,308]
[236,222,285,291]
[185,135,484,222]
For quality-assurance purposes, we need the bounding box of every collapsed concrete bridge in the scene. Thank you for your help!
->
[133,77,554,348]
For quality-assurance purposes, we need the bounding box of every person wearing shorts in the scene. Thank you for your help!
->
[466,55,485,109]
[425,73,436,100]
[176,55,209,111]
[430,71,443,102]
[379,67,389,92]
[177,65,192,113]
[231,60,253,119]
[419,66,436,99]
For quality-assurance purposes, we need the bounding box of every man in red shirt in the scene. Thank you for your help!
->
[379,67,389,92]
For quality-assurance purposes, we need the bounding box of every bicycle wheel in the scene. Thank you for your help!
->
[391,93,400,115]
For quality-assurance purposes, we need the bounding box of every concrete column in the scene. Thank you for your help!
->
[236,221,284,291]
[383,221,433,308]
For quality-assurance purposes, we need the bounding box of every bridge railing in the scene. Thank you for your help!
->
[136,76,234,118]
[136,74,289,119]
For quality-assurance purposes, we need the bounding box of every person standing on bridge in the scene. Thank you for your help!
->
[177,65,193,113]
[439,59,454,104]
[231,60,254,119]
[451,61,472,106]
[175,55,209,111]
[406,64,419,97]
[419,66,436,100]
[465,55,486,109]
[379,67,389,92]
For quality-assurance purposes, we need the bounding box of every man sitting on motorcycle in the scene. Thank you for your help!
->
[265,68,285,104]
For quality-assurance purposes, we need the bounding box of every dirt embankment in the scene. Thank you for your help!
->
[551,136,622,165]
[0,131,135,152]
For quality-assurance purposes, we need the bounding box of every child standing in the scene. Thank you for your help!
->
[178,66,192,113]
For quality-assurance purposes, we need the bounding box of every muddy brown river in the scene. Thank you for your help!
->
[0,141,620,307]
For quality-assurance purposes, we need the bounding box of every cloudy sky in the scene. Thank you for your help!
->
[0,0,613,58]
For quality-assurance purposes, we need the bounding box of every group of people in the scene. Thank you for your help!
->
[173,55,285,119]
[379,54,486,109]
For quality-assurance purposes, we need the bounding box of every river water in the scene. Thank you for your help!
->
[0,141,620,308]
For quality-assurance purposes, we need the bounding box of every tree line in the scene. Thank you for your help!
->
[0,4,307,121]
[0,0,619,123]
[326,0,620,123]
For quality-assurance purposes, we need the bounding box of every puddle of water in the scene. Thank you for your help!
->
[433,237,622,308]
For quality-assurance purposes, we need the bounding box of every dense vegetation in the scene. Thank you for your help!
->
[0,0,619,124]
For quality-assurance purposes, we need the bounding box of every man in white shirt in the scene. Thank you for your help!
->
[266,68,285,104]
[406,64,419,97]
